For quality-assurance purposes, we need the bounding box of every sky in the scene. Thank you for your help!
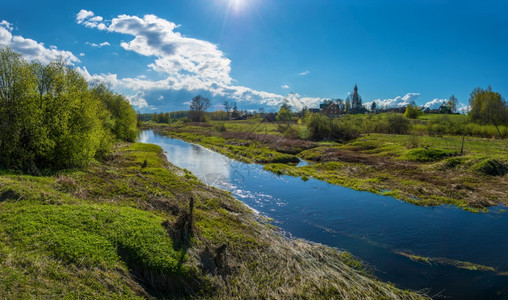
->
[1,0,507,113]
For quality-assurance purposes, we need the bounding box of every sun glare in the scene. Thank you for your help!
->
[229,0,246,11]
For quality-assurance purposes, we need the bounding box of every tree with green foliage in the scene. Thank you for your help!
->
[276,107,292,124]
[404,104,422,119]
[92,85,137,142]
[468,87,507,138]
[0,46,138,172]
[469,87,507,125]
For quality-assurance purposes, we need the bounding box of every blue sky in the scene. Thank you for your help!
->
[1,0,507,112]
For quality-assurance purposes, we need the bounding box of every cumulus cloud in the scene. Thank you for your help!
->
[457,104,470,114]
[423,98,447,109]
[76,9,107,30]
[76,10,94,23]
[365,93,420,109]
[0,20,79,64]
[127,91,149,108]
[281,85,290,89]
[76,10,323,111]
[108,14,232,87]
[282,92,322,110]
[0,20,13,31]
[298,70,310,76]
[86,41,110,47]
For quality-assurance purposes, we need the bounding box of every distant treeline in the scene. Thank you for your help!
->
[141,109,255,123]
[0,46,137,173]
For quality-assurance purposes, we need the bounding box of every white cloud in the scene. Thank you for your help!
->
[127,91,149,109]
[0,20,13,31]
[76,10,94,23]
[281,85,290,89]
[86,41,110,47]
[108,13,232,88]
[76,9,107,30]
[76,10,313,110]
[79,52,85,57]
[298,70,310,76]
[0,20,79,64]
[457,103,470,114]
[365,93,420,109]
[423,98,447,109]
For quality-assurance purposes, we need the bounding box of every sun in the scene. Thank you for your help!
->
[229,0,246,11]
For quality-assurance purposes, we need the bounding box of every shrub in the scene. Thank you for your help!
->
[306,113,332,140]
[404,104,422,119]
[330,119,360,142]
[387,114,410,134]
[214,122,227,132]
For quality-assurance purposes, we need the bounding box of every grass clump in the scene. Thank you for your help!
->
[401,148,454,162]
[472,158,508,176]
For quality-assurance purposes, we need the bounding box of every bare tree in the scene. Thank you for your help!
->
[223,100,231,120]
[189,95,211,122]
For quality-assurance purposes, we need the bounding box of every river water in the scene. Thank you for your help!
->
[139,130,508,299]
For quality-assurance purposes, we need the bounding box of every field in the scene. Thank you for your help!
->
[0,142,423,298]
[146,113,508,211]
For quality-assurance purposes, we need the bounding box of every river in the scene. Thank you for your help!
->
[139,130,508,299]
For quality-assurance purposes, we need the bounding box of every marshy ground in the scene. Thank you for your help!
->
[148,117,507,211]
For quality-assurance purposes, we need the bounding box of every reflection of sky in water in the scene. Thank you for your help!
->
[139,130,508,299]
[139,131,231,185]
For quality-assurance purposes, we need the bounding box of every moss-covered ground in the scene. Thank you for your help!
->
[0,142,424,298]
[146,120,507,211]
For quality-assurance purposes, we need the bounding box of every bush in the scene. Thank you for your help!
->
[306,113,332,140]
[330,119,360,142]
[305,113,359,142]
[387,114,410,134]
[404,104,422,119]
[214,122,227,132]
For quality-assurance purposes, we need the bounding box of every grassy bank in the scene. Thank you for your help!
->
[147,119,507,211]
[0,142,423,298]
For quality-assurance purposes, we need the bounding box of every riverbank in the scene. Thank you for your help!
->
[0,142,423,298]
[147,120,507,211]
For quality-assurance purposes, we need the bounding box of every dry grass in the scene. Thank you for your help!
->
[190,226,426,299]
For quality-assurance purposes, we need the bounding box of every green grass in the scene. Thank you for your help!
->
[0,204,184,272]
[401,148,454,162]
